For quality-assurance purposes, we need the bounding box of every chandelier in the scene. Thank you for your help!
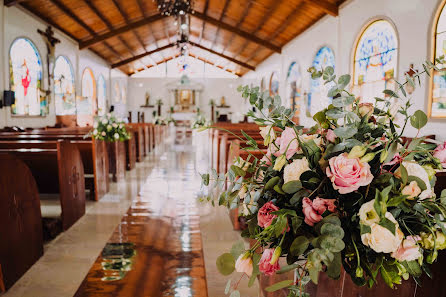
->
[154,0,194,17]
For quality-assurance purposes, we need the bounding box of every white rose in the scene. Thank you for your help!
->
[112,123,118,128]
[259,125,276,145]
[93,129,98,135]
[107,124,112,131]
[283,157,310,184]
[401,161,432,200]
[101,131,106,136]
[358,200,379,226]
[361,212,404,253]
[102,118,108,124]
[93,122,98,128]
[114,133,120,139]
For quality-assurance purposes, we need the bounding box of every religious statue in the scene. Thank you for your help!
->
[220,96,226,107]
[145,91,150,106]
[38,26,60,98]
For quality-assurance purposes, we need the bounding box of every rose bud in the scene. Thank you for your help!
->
[359,103,374,118]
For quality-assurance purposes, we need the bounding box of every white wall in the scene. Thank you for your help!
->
[244,0,446,141]
[0,4,127,128]
[127,77,254,122]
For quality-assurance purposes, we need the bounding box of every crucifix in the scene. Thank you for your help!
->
[38,26,60,97]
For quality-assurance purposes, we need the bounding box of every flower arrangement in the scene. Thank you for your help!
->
[191,111,211,129]
[89,113,130,142]
[201,57,446,296]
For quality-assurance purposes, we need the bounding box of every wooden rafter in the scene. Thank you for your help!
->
[135,0,161,65]
[220,0,254,55]
[191,11,281,53]
[48,0,120,60]
[79,13,166,49]
[5,0,27,6]
[303,0,338,16]
[189,41,255,71]
[198,0,210,44]
[233,0,283,59]
[129,55,178,75]
[245,1,306,63]
[210,0,231,50]
[111,43,175,68]
[188,53,241,76]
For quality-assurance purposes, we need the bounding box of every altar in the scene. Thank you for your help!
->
[166,75,203,116]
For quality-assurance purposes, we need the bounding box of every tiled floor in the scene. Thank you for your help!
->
[2,131,258,297]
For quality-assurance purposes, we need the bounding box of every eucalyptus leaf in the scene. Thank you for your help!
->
[282,180,303,194]
[290,236,310,256]
[216,253,235,276]
[265,280,294,292]
[410,110,428,130]
[334,126,358,139]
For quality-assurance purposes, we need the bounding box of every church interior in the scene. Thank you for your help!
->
[1,0,446,296]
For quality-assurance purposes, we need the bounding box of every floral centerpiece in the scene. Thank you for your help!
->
[192,111,211,129]
[89,113,130,142]
[201,57,446,296]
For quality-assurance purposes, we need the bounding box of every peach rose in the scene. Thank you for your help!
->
[434,141,446,167]
[302,197,336,226]
[401,181,421,200]
[235,253,253,276]
[326,153,374,194]
[392,236,422,262]
[259,248,280,276]
[257,202,279,228]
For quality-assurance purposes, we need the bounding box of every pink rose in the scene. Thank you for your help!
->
[257,202,279,228]
[383,152,402,166]
[326,153,374,194]
[302,197,336,226]
[258,249,280,276]
[326,129,336,143]
[274,127,299,159]
[391,236,422,262]
[434,141,446,167]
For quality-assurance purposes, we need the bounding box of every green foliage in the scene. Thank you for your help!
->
[216,253,235,276]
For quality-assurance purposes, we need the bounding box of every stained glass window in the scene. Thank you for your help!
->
[54,56,75,115]
[113,81,121,103]
[269,72,279,96]
[308,46,335,114]
[97,75,107,116]
[432,4,446,118]
[77,68,96,126]
[287,62,302,122]
[353,20,398,103]
[9,38,45,116]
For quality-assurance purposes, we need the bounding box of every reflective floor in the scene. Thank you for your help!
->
[3,130,258,297]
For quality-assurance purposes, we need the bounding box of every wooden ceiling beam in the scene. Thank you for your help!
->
[189,53,241,76]
[198,0,210,44]
[191,11,281,53]
[5,0,27,6]
[210,0,231,50]
[79,13,166,49]
[189,41,255,71]
[111,43,175,68]
[303,0,338,16]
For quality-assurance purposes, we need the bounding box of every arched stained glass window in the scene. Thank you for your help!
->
[9,38,45,116]
[353,20,398,103]
[269,72,279,96]
[287,62,302,122]
[77,68,96,127]
[308,46,335,114]
[431,3,446,118]
[54,56,75,115]
[97,75,107,116]
[113,81,121,103]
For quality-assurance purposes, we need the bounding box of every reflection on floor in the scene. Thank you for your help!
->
[3,130,258,297]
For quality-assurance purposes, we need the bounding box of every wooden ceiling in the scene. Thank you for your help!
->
[6,0,345,76]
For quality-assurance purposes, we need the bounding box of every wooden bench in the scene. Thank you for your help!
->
[126,124,144,162]
[0,154,43,291]
[0,141,85,230]
[0,135,109,201]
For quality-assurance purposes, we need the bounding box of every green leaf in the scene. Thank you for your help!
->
[216,253,235,276]
[320,223,345,238]
[274,216,288,237]
[400,164,408,184]
[248,253,261,287]
[313,111,327,125]
[291,216,303,234]
[290,190,306,205]
[201,173,210,186]
[334,126,358,139]
[387,195,407,207]
[282,180,303,194]
[265,176,280,190]
[326,252,342,279]
[229,290,240,297]
[225,279,232,294]
[290,236,310,256]
[378,217,396,235]
[402,260,422,277]
[230,241,245,260]
[265,280,294,292]
[274,184,286,195]
[410,110,428,130]
[230,165,246,177]
[407,175,427,191]
[277,263,301,274]
[360,224,371,235]
[319,236,345,253]
[332,95,355,108]
[383,89,399,98]
[338,74,351,88]
[325,108,346,119]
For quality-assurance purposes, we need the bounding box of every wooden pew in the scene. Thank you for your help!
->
[0,141,85,230]
[0,135,109,201]
[0,154,44,291]
[126,124,144,162]
[107,141,126,182]
[125,131,137,170]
